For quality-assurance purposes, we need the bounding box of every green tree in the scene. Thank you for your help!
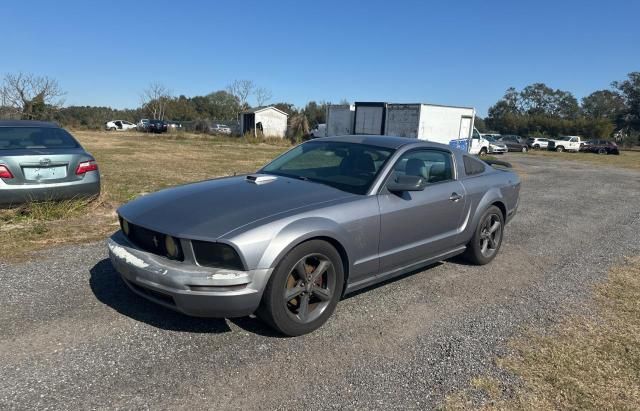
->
[581,90,625,120]
[613,72,640,132]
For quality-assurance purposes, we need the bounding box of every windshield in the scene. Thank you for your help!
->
[0,127,80,150]
[261,141,394,195]
[557,136,571,141]
[484,136,497,142]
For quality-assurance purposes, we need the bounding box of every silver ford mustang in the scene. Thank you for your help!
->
[108,135,520,336]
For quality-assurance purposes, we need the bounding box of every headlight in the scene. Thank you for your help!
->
[121,218,130,236]
[165,235,181,260]
[192,241,245,270]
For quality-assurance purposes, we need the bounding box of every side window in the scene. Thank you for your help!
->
[390,150,454,184]
[463,155,486,176]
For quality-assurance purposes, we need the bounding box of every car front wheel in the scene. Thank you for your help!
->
[463,205,504,265]
[258,240,344,336]
[556,146,565,152]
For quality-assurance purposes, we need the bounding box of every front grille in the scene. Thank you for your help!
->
[120,218,184,261]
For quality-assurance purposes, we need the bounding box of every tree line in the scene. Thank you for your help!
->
[1,70,638,145]
[481,72,640,146]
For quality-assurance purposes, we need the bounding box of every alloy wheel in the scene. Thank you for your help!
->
[283,254,336,324]
[479,213,502,258]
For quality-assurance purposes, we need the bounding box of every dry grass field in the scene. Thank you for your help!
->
[0,130,289,261]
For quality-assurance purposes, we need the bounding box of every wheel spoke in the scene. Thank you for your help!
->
[310,260,330,283]
[298,293,310,320]
[294,260,308,283]
[480,239,488,254]
[488,236,497,249]
[489,221,500,234]
[311,285,331,301]
[285,285,305,301]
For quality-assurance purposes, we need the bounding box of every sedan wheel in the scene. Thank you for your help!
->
[556,146,565,152]
[258,240,344,336]
[521,146,528,153]
[463,205,504,265]
[598,148,607,155]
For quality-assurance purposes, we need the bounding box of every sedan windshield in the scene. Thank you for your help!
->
[0,127,80,150]
[261,141,394,195]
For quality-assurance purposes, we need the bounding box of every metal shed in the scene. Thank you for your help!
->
[239,106,288,138]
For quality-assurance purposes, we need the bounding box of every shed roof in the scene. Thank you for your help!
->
[241,106,289,117]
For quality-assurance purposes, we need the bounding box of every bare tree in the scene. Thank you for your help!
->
[254,87,272,107]
[0,72,65,119]
[226,80,255,108]
[140,82,172,120]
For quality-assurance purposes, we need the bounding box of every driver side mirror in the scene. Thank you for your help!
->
[386,174,427,192]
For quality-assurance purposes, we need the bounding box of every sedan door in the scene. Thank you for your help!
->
[377,149,467,273]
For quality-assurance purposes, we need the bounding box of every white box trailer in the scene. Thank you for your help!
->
[325,104,355,137]
[385,103,475,144]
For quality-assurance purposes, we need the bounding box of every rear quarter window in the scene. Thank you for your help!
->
[463,155,486,176]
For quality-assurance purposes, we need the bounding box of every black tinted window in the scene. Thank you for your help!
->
[0,127,80,150]
[463,155,486,175]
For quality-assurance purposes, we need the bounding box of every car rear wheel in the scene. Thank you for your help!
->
[258,240,344,336]
[521,146,528,153]
[109,127,116,131]
[463,205,504,265]
[598,148,607,155]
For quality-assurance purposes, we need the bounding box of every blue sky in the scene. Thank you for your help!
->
[2,0,638,116]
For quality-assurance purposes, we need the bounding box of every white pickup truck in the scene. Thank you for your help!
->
[547,136,586,152]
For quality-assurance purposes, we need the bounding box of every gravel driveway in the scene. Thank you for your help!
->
[1,155,639,410]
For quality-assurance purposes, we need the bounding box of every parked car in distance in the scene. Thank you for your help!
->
[497,135,529,152]
[582,139,620,155]
[309,124,327,138]
[210,124,232,135]
[484,135,508,154]
[166,121,182,129]
[527,137,549,149]
[108,135,521,336]
[547,136,585,152]
[0,121,100,207]
[105,120,137,131]
[137,119,150,131]
[146,119,168,134]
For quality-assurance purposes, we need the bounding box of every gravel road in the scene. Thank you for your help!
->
[1,155,639,410]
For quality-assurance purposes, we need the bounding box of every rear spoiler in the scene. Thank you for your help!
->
[482,158,513,168]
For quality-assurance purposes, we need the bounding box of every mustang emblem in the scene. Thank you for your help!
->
[39,158,51,167]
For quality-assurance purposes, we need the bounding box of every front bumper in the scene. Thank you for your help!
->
[489,146,508,154]
[0,176,100,207]
[107,231,272,318]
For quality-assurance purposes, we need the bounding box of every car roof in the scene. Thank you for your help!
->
[313,135,452,150]
[0,120,59,128]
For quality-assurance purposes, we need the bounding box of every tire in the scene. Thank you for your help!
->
[521,146,528,153]
[463,205,505,265]
[258,240,344,336]
[109,127,116,131]
[533,144,540,150]
[556,146,565,152]
[598,148,607,155]
[479,148,488,156]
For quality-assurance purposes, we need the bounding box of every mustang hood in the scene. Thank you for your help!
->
[118,174,354,239]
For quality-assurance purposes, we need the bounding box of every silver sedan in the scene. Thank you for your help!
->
[108,136,520,336]
[0,121,100,207]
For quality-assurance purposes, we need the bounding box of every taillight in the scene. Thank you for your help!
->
[0,165,14,179]
[76,160,98,175]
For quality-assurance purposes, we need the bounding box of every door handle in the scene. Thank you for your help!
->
[449,192,463,202]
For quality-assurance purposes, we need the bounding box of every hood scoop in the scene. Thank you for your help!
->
[245,174,278,185]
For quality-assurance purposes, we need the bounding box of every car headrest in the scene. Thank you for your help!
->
[341,152,375,173]
[429,163,447,182]
[405,158,429,179]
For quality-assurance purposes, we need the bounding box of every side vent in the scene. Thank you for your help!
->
[245,174,278,185]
